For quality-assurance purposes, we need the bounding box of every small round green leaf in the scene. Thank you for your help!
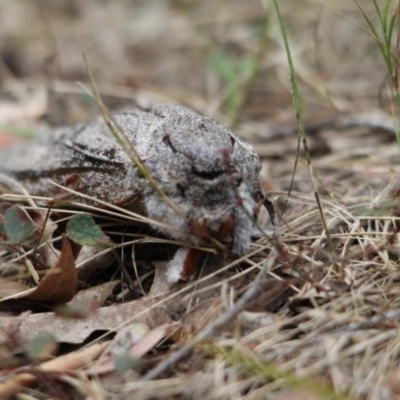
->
[27,332,57,361]
[4,205,36,243]
[66,214,109,246]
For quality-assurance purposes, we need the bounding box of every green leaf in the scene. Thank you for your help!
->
[114,354,138,373]
[4,205,36,243]
[66,214,109,246]
[27,332,57,361]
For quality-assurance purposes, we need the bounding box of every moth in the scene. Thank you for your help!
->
[0,103,277,282]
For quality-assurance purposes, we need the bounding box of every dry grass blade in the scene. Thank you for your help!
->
[82,53,184,217]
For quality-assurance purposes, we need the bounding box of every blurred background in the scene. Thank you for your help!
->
[0,0,394,193]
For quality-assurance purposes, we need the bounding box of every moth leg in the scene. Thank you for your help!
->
[257,191,280,237]
[166,247,202,283]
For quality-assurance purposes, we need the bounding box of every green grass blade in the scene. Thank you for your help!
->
[272,0,335,254]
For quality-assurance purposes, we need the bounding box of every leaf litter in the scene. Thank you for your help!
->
[0,1,400,399]
[1,122,400,399]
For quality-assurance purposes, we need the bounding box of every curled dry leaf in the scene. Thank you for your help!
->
[0,235,78,303]
[22,234,78,303]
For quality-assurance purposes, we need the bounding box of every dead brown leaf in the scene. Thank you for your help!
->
[0,294,173,345]
[22,235,78,302]
[0,235,78,303]
[0,258,231,345]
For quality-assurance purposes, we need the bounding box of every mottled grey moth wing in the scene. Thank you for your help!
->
[0,112,144,206]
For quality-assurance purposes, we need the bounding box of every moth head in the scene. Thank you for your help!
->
[142,106,262,254]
